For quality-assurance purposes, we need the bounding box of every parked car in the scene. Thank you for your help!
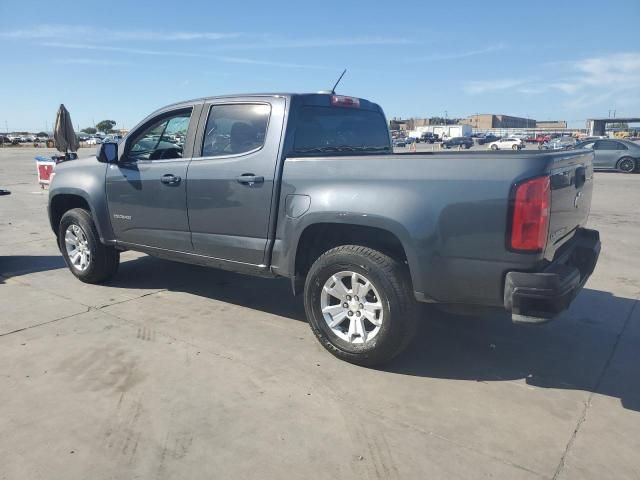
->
[393,137,407,148]
[540,138,575,151]
[85,137,102,145]
[420,132,437,144]
[487,137,524,150]
[477,134,500,145]
[103,135,123,143]
[508,133,528,141]
[48,92,600,366]
[574,139,640,173]
[534,134,551,144]
[442,136,473,149]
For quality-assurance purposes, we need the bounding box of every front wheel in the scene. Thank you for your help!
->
[59,208,120,283]
[512,144,519,150]
[304,245,418,367]
[617,157,636,173]
[491,144,498,150]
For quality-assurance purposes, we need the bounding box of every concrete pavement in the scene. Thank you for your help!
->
[1,147,639,479]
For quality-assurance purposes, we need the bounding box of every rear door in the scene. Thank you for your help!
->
[186,97,286,265]
[593,139,626,168]
[106,105,200,252]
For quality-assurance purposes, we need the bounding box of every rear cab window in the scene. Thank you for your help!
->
[291,95,391,155]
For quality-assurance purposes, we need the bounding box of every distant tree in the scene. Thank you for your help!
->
[95,120,116,133]
[36,131,49,137]
[81,127,97,135]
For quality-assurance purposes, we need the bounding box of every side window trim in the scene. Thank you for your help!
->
[193,102,272,160]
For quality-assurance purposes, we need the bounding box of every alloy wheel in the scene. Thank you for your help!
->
[64,224,91,271]
[320,271,384,344]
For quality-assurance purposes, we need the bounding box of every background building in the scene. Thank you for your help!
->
[461,114,536,129]
[536,120,567,129]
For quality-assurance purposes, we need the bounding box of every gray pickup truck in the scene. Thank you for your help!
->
[48,93,600,366]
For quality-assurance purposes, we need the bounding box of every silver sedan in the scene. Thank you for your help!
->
[574,139,640,173]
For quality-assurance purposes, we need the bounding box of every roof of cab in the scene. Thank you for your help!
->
[152,92,383,116]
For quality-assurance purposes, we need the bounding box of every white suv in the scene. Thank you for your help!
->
[488,137,524,150]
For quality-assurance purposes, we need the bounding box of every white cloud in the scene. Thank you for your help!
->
[414,44,505,62]
[463,52,640,108]
[208,36,413,51]
[574,52,640,88]
[3,24,410,51]
[463,78,528,94]
[40,42,331,70]
[52,58,129,66]
[215,56,330,69]
[0,25,241,42]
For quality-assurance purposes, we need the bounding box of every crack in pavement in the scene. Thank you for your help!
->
[0,307,91,337]
[552,296,639,480]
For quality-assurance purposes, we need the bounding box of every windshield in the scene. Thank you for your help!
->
[293,106,391,154]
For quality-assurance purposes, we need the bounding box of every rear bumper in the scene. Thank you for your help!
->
[504,228,600,324]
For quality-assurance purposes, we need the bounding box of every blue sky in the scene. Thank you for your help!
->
[1,0,639,131]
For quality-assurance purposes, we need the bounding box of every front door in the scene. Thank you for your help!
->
[186,98,286,265]
[106,107,196,252]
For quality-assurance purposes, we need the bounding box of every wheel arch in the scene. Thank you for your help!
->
[291,222,414,296]
[49,191,111,243]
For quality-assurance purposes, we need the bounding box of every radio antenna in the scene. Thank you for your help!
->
[331,69,347,94]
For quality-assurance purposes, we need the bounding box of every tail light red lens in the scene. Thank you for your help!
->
[510,176,551,252]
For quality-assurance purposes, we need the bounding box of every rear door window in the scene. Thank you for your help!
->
[293,106,390,154]
[202,104,271,157]
[595,140,624,150]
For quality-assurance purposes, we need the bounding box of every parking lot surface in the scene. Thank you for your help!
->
[1,147,639,479]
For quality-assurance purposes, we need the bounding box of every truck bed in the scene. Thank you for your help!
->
[275,149,594,307]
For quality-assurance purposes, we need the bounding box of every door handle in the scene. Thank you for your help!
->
[161,174,181,185]
[236,174,264,185]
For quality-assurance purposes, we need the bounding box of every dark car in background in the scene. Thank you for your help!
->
[574,139,640,173]
[442,136,473,149]
[420,132,437,144]
[477,134,500,145]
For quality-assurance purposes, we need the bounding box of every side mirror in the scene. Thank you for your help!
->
[97,142,118,163]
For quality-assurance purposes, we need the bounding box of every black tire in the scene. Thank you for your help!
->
[617,157,636,173]
[491,144,498,150]
[512,144,519,150]
[304,245,418,367]
[58,208,119,283]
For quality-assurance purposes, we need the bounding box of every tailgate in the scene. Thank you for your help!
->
[545,150,594,259]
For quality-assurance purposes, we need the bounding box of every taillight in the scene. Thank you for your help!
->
[330,95,360,108]
[510,176,551,252]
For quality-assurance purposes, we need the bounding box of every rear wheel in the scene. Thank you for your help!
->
[59,208,120,283]
[512,144,519,150]
[617,157,636,173]
[304,245,418,367]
